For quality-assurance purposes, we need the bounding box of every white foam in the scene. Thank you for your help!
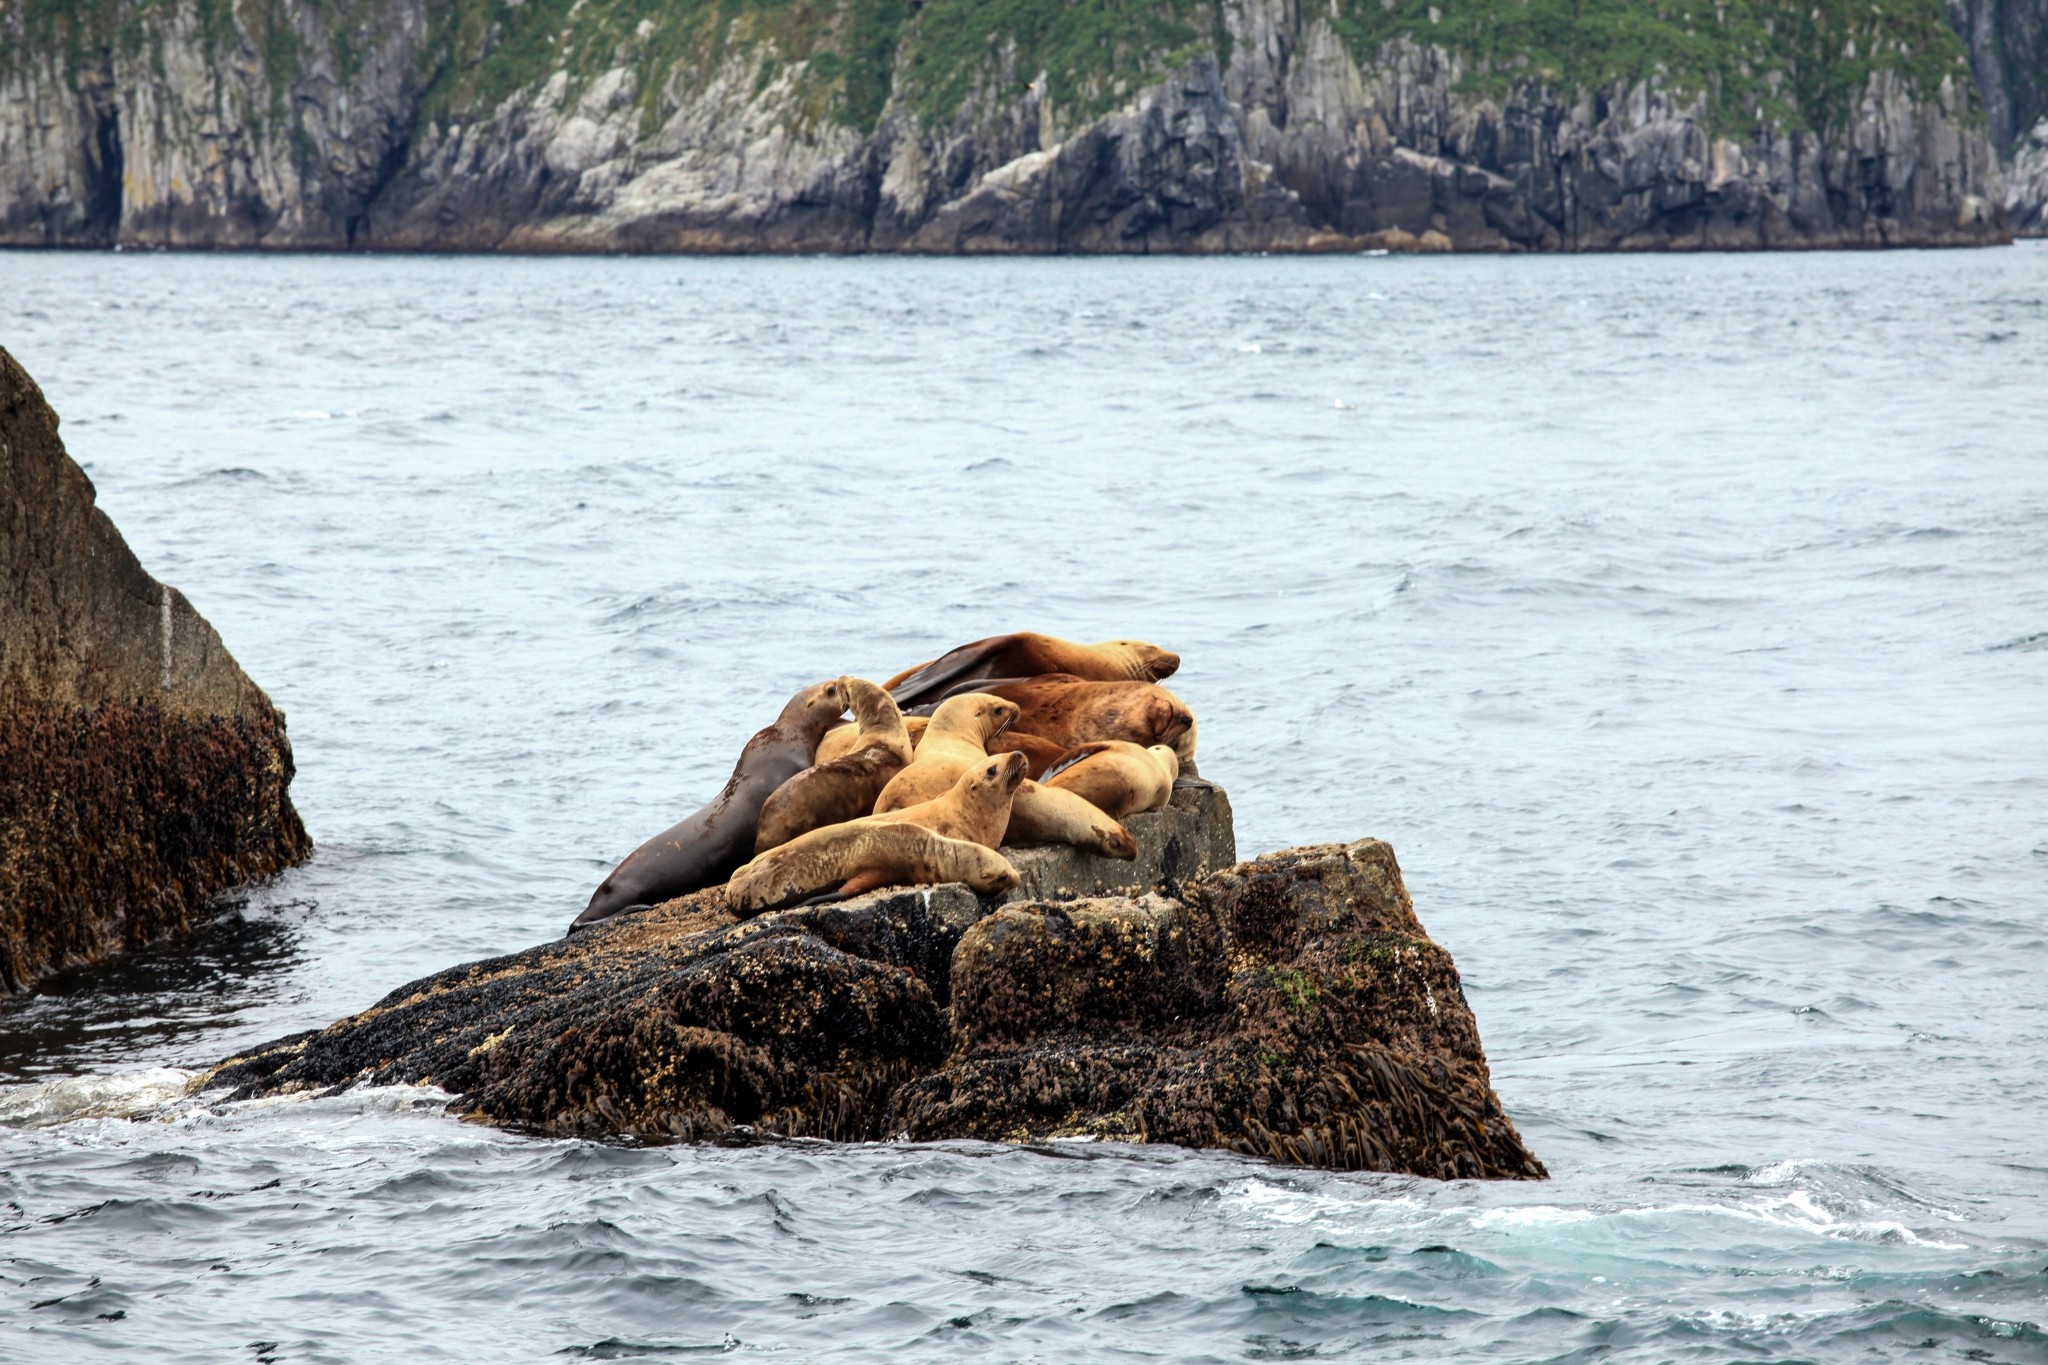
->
[0,1067,197,1128]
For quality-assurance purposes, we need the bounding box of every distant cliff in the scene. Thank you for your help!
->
[0,0,2023,251]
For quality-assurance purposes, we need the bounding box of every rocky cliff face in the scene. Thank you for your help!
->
[0,0,2014,251]
[2009,118,2048,231]
[1945,0,2048,231]
[207,791,1545,1180]
[0,345,310,992]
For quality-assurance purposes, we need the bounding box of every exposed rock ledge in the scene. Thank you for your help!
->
[0,345,311,992]
[207,788,1546,1179]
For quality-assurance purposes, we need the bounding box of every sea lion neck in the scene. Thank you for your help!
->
[845,678,903,734]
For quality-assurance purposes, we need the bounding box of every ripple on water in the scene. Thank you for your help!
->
[1,247,2046,1361]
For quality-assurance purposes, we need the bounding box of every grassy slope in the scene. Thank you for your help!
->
[0,0,1979,141]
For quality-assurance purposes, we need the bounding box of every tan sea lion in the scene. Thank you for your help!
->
[817,713,930,766]
[885,633,1180,706]
[868,750,1028,848]
[727,754,1029,912]
[753,678,913,854]
[570,677,850,933]
[980,675,1197,762]
[873,693,1018,812]
[1006,780,1138,859]
[1041,741,1180,820]
[820,715,1067,778]
[727,826,1018,915]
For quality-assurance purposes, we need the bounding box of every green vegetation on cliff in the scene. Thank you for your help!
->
[1327,0,1978,133]
[0,0,1983,140]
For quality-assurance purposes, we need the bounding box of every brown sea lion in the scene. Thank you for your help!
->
[1006,780,1138,859]
[989,730,1070,778]
[1041,741,1180,820]
[727,755,1028,913]
[753,678,913,854]
[873,693,1018,812]
[980,675,1197,762]
[885,633,1180,707]
[569,677,849,933]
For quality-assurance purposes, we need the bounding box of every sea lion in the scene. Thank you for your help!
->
[885,633,1180,707]
[873,693,1019,811]
[753,678,913,854]
[569,677,850,932]
[817,713,929,766]
[868,749,1028,848]
[980,675,1197,762]
[727,754,1029,913]
[990,730,1070,778]
[819,714,1068,779]
[1041,741,1180,820]
[1005,780,1139,859]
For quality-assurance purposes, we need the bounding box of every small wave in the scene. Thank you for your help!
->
[1989,631,2048,652]
[0,1067,195,1128]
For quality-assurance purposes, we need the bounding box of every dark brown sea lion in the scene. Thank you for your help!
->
[726,754,1028,913]
[980,675,1197,762]
[753,678,912,854]
[885,633,1179,707]
[569,678,850,932]
[1041,741,1180,820]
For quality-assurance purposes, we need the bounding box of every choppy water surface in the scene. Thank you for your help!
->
[2,247,2044,1362]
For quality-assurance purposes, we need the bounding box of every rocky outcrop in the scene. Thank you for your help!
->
[0,346,310,992]
[0,0,2012,252]
[1942,0,2048,232]
[2007,119,2048,232]
[206,790,1545,1179]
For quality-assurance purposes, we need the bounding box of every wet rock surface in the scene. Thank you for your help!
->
[0,346,310,993]
[209,792,1544,1179]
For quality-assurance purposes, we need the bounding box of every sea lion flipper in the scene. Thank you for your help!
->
[835,868,894,898]
[1037,741,1117,785]
[884,636,1008,705]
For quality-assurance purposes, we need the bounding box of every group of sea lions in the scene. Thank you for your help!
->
[567,632,1199,934]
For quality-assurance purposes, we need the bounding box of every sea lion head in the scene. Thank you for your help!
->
[838,675,902,730]
[970,749,1030,796]
[1099,640,1180,682]
[930,692,1019,745]
[1145,691,1194,748]
[785,677,852,735]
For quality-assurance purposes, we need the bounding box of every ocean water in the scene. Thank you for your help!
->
[1,245,2044,1362]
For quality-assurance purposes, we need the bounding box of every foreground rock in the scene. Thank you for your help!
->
[0,346,310,992]
[209,790,1545,1179]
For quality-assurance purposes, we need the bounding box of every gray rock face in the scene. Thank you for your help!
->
[1945,0,2048,150]
[2007,119,2048,233]
[0,346,311,992]
[0,0,2015,252]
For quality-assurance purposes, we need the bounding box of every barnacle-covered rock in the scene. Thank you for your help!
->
[0,346,310,993]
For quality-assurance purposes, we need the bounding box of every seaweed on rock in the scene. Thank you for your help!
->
[207,793,1544,1179]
